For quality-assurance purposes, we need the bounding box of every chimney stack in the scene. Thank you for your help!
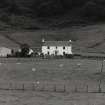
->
[69,40,72,43]
[42,38,45,43]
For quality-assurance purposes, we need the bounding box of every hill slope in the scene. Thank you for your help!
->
[0,24,105,53]
[0,0,105,30]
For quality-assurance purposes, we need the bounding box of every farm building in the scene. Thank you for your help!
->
[0,47,12,57]
[42,39,72,56]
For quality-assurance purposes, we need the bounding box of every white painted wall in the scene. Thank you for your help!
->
[66,46,72,54]
[42,45,72,55]
[57,46,64,55]
[42,46,48,55]
[0,47,11,57]
[28,49,34,55]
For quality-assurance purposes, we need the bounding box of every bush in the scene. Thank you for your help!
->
[64,54,74,58]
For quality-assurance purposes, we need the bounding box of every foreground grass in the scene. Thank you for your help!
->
[0,59,104,105]
[0,91,105,105]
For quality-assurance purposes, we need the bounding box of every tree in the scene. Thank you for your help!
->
[20,43,30,57]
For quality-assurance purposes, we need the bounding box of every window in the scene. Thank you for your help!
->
[47,51,49,55]
[63,46,65,49]
[55,51,58,55]
[47,46,50,49]
[63,52,65,55]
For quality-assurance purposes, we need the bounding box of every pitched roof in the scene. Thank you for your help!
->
[43,41,72,46]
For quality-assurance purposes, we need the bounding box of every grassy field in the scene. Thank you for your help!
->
[0,58,103,82]
[0,58,105,104]
[0,91,104,105]
[0,58,104,90]
[0,91,105,105]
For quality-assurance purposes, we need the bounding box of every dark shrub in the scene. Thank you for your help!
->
[64,54,74,58]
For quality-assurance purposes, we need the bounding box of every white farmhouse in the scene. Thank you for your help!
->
[42,39,72,56]
[0,47,11,57]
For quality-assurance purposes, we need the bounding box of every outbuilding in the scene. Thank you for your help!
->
[0,47,12,57]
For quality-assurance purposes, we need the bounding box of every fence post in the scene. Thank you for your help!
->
[40,84,45,91]
[74,85,78,93]
[63,84,66,92]
[9,82,12,90]
[98,80,102,93]
[98,85,101,93]
[14,83,17,90]
[22,83,25,91]
[53,84,56,92]
[100,59,104,73]
[86,85,88,93]
[32,83,35,91]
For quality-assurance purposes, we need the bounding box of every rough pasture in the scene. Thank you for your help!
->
[0,58,104,83]
[0,91,104,105]
[0,58,104,105]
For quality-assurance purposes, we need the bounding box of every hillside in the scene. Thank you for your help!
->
[0,0,105,30]
[0,24,105,53]
[0,32,19,49]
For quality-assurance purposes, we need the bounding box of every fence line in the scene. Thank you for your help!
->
[0,57,104,63]
[0,82,104,93]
